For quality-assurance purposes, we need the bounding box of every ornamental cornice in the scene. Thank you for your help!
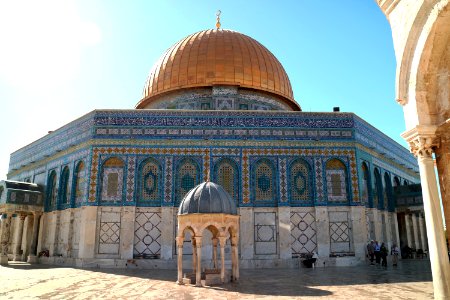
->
[401,125,439,158]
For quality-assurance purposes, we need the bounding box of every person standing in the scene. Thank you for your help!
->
[391,243,399,266]
[380,242,388,267]
[374,241,381,264]
[367,241,375,265]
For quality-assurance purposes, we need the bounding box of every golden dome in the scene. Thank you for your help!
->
[136,29,299,110]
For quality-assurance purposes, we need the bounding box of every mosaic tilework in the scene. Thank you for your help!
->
[213,158,239,201]
[138,159,161,203]
[289,159,311,203]
[252,158,277,204]
[372,157,417,183]
[46,171,57,210]
[175,158,200,205]
[74,161,87,206]
[314,158,324,202]
[290,211,317,254]
[101,168,124,203]
[164,157,173,203]
[126,157,136,202]
[134,212,161,258]
[278,158,287,203]
[59,166,70,206]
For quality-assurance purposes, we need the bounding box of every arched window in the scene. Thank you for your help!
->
[393,176,401,187]
[100,157,125,203]
[373,168,383,209]
[361,162,370,205]
[252,159,276,204]
[138,158,162,204]
[289,159,312,203]
[403,180,409,186]
[72,161,86,206]
[59,166,70,208]
[46,170,57,210]
[384,172,394,211]
[175,158,200,205]
[325,159,348,203]
[213,158,239,202]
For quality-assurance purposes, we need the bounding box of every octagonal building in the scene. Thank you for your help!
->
[0,27,421,268]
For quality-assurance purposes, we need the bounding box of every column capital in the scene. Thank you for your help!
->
[175,236,184,247]
[194,236,203,248]
[401,125,439,158]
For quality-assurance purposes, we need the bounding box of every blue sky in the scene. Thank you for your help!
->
[0,0,402,178]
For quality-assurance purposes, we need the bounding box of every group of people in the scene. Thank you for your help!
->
[366,240,399,267]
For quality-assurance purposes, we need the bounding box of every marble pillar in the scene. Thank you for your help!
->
[212,238,218,269]
[13,215,26,261]
[194,236,202,287]
[191,239,197,273]
[418,213,427,251]
[278,206,291,260]
[351,206,367,260]
[231,236,239,281]
[27,213,41,263]
[411,213,420,250]
[0,214,12,264]
[219,236,227,284]
[405,214,413,248]
[315,207,330,258]
[416,145,450,298]
[119,207,135,260]
[160,207,174,260]
[176,236,184,284]
[239,208,254,260]
[78,206,97,259]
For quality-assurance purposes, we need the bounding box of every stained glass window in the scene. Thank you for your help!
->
[59,166,70,206]
[373,169,382,208]
[139,159,161,202]
[289,159,311,202]
[325,159,347,202]
[101,157,124,202]
[73,161,86,205]
[175,159,199,204]
[214,159,238,201]
[46,170,57,209]
[254,159,275,202]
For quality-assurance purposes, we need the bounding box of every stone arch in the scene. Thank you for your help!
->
[360,161,371,206]
[373,168,383,209]
[46,170,57,211]
[58,166,70,208]
[72,160,86,206]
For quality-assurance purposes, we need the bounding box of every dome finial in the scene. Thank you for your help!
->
[216,10,221,29]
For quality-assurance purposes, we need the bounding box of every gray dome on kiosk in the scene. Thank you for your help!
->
[178,181,237,215]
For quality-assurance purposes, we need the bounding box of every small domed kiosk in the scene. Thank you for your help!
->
[176,181,240,286]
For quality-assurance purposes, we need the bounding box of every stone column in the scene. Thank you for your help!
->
[418,213,428,251]
[194,236,202,287]
[404,132,450,299]
[13,215,26,261]
[176,236,184,285]
[191,238,197,273]
[219,236,227,284]
[405,214,413,248]
[27,212,41,263]
[411,213,420,250]
[212,238,218,269]
[0,214,12,264]
[231,235,239,281]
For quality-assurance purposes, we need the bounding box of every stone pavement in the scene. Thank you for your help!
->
[0,259,433,299]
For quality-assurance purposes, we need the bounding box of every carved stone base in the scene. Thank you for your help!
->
[0,254,8,265]
[27,255,39,263]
